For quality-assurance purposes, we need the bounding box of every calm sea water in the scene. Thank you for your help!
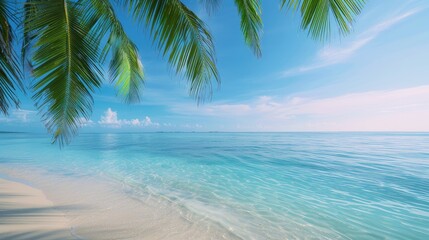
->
[1,132,428,239]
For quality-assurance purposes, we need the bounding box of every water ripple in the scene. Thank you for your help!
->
[1,132,428,239]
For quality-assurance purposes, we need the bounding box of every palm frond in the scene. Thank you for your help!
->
[282,0,365,40]
[0,0,22,115]
[108,36,144,103]
[199,0,221,14]
[24,0,102,146]
[22,0,38,74]
[234,0,263,57]
[122,0,219,102]
[82,0,144,103]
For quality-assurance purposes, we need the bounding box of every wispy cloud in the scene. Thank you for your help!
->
[170,85,429,131]
[280,9,422,78]
[0,109,37,123]
[98,108,159,128]
[78,118,94,127]
[169,103,251,116]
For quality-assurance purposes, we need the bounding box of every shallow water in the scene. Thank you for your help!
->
[1,132,428,239]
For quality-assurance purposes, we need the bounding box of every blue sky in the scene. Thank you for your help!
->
[1,0,429,132]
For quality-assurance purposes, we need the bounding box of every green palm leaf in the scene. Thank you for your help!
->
[82,0,144,103]
[22,0,38,73]
[24,0,102,146]
[282,0,365,40]
[122,0,219,102]
[200,0,221,14]
[108,36,144,103]
[0,0,22,114]
[234,0,263,57]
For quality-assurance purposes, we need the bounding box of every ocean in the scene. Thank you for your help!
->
[1,132,428,239]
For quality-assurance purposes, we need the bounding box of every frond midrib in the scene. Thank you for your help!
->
[61,0,72,131]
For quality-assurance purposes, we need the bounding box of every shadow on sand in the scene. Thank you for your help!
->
[0,204,87,240]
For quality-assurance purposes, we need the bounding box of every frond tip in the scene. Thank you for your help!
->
[109,37,145,103]
[235,0,263,57]
[282,0,366,40]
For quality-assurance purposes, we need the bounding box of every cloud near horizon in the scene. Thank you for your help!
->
[0,109,37,123]
[98,108,159,128]
[3,83,428,132]
[170,85,429,131]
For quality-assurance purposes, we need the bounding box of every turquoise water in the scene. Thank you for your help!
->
[1,132,428,239]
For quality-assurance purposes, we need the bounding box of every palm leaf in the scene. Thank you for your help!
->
[108,36,144,103]
[22,0,38,74]
[234,0,263,57]
[82,0,144,103]
[0,0,22,115]
[282,0,365,40]
[122,0,219,102]
[199,0,221,14]
[24,0,102,146]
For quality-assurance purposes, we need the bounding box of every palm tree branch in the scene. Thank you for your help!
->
[0,0,22,115]
[281,0,365,40]
[234,0,263,57]
[81,0,144,103]
[122,0,219,102]
[24,0,102,146]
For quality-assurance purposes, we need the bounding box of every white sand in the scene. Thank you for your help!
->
[0,167,240,240]
[0,178,74,240]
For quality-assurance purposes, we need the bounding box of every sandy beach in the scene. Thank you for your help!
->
[0,166,239,240]
[0,178,74,239]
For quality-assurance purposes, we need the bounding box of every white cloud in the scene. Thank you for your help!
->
[278,85,429,117]
[367,10,420,34]
[130,118,141,126]
[316,37,373,65]
[99,108,122,128]
[281,9,421,78]
[163,123,174,127]
[172,85,429,131]
[143,116,151,126]
[180,123,204,129]
[0,109,36,123]
[79,117,94,127]
[170,103,251,116]
[126,116,160,127]
[98,108,159,128]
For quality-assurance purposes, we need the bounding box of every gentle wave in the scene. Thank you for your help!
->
[1,132,429,239]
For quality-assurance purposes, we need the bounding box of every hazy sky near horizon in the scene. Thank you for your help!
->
[1,0,429,133]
